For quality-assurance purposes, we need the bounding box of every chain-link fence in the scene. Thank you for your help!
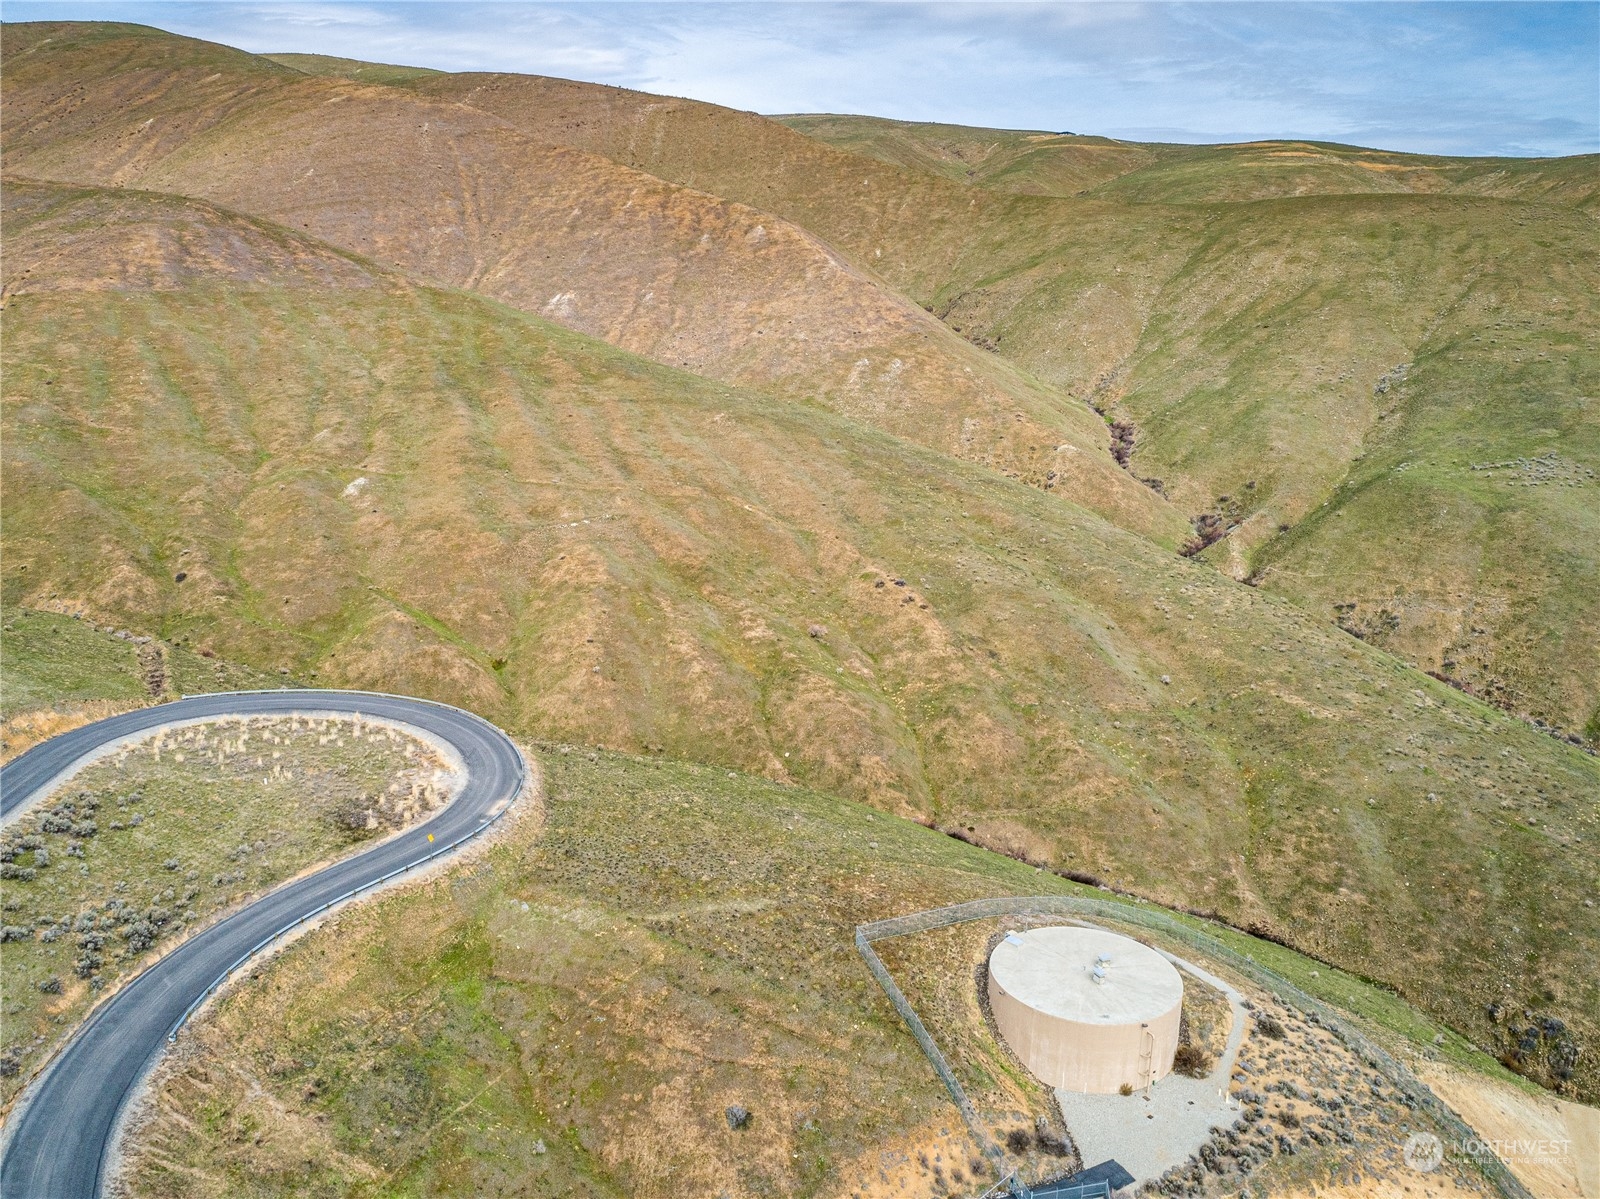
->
[855,895,1534,1199]
[854,927,992,1145]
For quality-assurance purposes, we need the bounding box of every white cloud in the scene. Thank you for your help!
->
[6,1,1596,155]
[237,3,393,26]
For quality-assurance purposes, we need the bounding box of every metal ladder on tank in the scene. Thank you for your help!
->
[1138,1021,1155,1096]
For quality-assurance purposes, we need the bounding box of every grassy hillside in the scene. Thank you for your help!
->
[2,607,150,722]
[1081,141,1600,209]
[385,64,1044,305]
[0,609,285,717]
[378,64,1600,735]
[1136,197,1600,733]
[978,194,1600,735]
[0,24,1181,546]
[774,117,1157,197]
[263,51,442,86]
[1,605,286,760]
[2,179,1596,1104]
[19,28,1593,733]
[779,114,1600,210]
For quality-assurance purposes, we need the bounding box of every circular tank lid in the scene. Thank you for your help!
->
[989,926,1182,1025]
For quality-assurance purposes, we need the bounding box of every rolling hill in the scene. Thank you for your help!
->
[777,114,1600,209]
[3,17,1600,1119]
[3,174,1597,1107]
[351,57,1600,739]
[22,36,1590,741]
[1,22,1179,546]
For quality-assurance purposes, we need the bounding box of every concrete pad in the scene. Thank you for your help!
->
[1055,940,1248,1185]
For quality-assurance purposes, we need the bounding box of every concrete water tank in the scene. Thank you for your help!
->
[987,926,1183,1094]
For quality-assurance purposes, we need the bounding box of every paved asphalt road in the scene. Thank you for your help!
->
[0,690,526,1198]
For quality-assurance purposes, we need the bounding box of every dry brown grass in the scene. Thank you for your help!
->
[1416,1062,1600,1199]
[1,699,146,763]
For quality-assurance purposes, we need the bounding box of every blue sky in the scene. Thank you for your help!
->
[6,2,1597,155]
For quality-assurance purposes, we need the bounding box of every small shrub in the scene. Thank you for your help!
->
[1035,1127,1070,1156]
[1173,1043,1214,1078]
[1277,1110,1300,1128]
[1181,512,1228,557]
[122,919,158,954]
[330,796,377,832]
[1005,1127,1032,1154]
[1256,1013,1286,1039]
[1119,1082,1134,1096]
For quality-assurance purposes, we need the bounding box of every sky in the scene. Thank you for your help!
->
[6,2,1597,156]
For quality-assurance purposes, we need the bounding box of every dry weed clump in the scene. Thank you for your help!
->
[1171,1043,1215,1078]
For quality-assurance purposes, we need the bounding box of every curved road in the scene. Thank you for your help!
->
[0,690,526,1198]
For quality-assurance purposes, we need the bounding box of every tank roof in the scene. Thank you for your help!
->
[988,926,1182,1025]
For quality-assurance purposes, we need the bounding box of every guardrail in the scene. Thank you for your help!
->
[165,752,526,1043]
[856,896,1534,1199]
